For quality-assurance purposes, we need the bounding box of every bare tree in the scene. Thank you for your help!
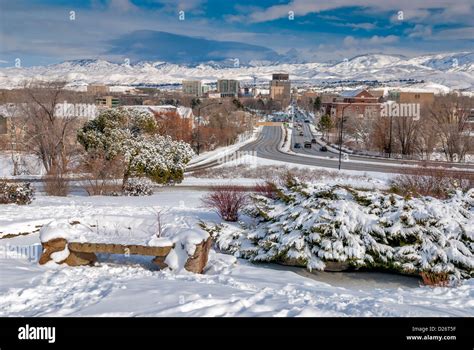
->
[0,90,32,175]
[21,81,81,173]
[415,111,438,160]
[0,103,29,175]
[370,116,390,153]
[345,116,374,150]
[427,94,473,162]
[392,115,419,156]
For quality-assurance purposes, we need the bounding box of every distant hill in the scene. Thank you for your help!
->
[0,51,473,92]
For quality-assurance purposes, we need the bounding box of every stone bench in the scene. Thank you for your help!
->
[39,237,212,274]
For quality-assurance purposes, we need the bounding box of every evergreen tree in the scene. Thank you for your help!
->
[191,98,201,109]
[317,114,332,140]
[313,96,321,113]
[78,108,194,188]
[207,179,474,282]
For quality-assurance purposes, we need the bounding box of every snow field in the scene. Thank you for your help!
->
[0,190,472,317]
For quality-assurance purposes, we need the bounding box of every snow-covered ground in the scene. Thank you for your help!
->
[210,154,394,187]
[187,127,261,168]
[0,153,45,178]
[0,190,472,317]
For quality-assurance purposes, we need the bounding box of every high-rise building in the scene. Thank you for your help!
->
[201,84,210,95]
[182,80,202,97]
[95,96,120,108]
[217,79,239,98]
[270,73,291,106]
[87,84,110,95]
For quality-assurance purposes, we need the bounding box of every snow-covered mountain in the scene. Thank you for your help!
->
[1,52,473,92]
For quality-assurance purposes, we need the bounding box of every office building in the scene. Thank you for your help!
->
[217,79,239,98]
[182,80,202,97]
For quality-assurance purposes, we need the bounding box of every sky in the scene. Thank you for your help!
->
[0,0,473,67]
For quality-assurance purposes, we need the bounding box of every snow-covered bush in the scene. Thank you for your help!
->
[123,178,154,196]
[204,179,474,283]
[253,181,278,199]
[78,108,194,186]
[202,186,249,222]
[43,166,70,197]
[390,168,473,199]
[0,181,35,205]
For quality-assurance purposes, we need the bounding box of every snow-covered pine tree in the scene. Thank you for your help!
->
[206,178,473,282]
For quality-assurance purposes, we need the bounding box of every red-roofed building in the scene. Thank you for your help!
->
[322,89,381,119]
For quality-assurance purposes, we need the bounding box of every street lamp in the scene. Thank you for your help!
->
[195,101,222,155]
[338,103,352,171]
[388,112,393,158]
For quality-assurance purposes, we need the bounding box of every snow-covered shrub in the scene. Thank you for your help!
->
[420,271,450,287]
[190,165,385,190]
[390,168,473,199]
[202,186,249,222]
[205,179,474,282]
[123,178,154,196]
[253,181,278,199]
[43,166,70,196]
[0,181,35,205]
[79,151,124,196]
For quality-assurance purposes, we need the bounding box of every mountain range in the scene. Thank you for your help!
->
[1,51,473,92]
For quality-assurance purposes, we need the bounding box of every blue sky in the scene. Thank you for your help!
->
[0,0,473,66]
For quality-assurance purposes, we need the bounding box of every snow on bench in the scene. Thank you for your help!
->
[38,219,212,274]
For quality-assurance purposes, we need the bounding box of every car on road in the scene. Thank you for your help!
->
[319,146,328,152]
[304,141,312,148]
[299,131,304,136]
[304,119,310,123]
[311,138,317,144]
[294,143,302,148]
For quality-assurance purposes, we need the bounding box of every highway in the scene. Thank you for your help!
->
[240,126,410,173]
[288,107,474,172]
[187,104,474,174]
[187,124,474,175]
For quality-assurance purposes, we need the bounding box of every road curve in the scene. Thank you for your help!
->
[238,126,474,175]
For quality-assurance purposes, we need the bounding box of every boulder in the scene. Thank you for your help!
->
[152,237,213,274]
[152,256,168,270]
[39,238,67,265]
[65,250,97,266]
[324,261,351,272]
[184,237,212,274]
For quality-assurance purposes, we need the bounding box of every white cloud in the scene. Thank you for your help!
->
[344,35,399,47]
[156,0,207,11]
[406,24,433,38]
[246,0,474,26]
[431,27,474,40]
[329,22,377,30]
[347,23,377,30]
[343,36,358,47]
[107,0,139,12]
[1,0,471,66]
